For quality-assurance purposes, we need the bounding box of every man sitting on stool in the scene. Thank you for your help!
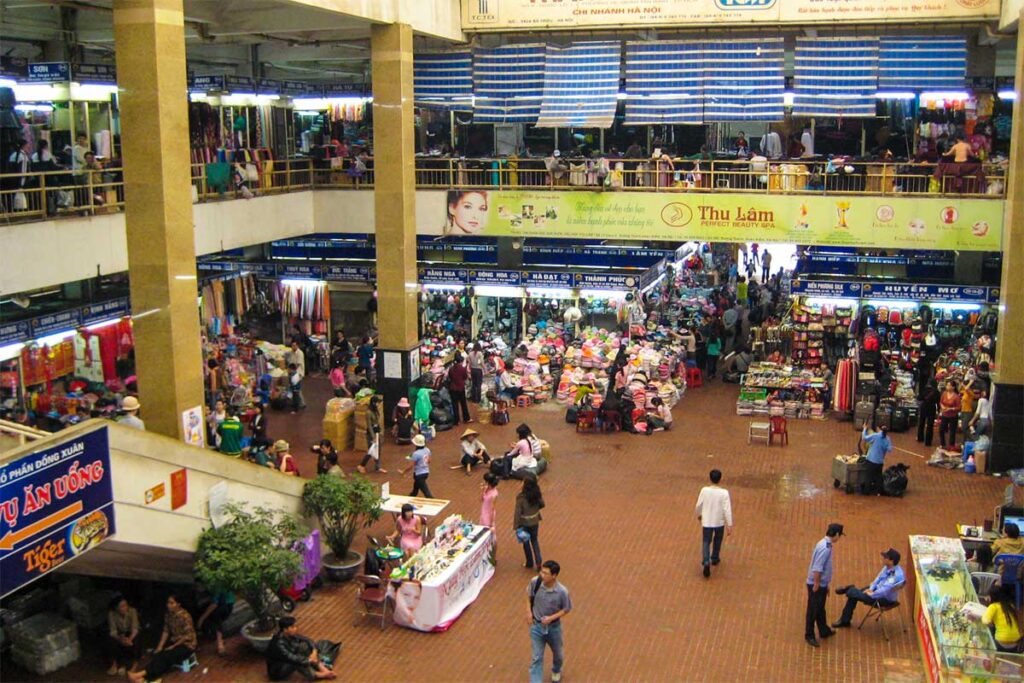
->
[831,548,905,628]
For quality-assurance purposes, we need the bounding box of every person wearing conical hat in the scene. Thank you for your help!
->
[450,428,490,476]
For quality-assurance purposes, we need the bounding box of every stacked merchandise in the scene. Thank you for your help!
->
[738,362,827,420]
[790,302,853,368]
[8,613,80,675]
[353,396,380,449]
[390,515,484,583]
[277,281,331,337]
[322,397,356,450]
[74,320,134,385]
[422,289,472,339]
[201,274,262,336]
[189,102,224,164]
[524,298,572,335]
[832,358,860,415]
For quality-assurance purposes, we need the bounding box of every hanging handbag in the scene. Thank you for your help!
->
[13,191,27,211]
[245,163,259,183]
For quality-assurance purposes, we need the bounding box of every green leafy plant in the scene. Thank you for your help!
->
[302,474,383,560]
[194,503,304,632]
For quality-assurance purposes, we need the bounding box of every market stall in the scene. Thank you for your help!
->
[910,534,1023,681]
[388,515,496,632]
[736,362,827,420]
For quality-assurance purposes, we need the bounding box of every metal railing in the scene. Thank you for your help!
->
[0,156,1006,224]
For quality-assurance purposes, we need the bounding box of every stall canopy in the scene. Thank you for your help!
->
[878,36,968,92]
[793,37,879,118]
[413,52,473,109]
[535,41,621,128]
[703,38,785,122]
[471,44,546,124]
[624,41,704,125]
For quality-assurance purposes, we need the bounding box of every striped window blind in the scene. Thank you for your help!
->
[413,52,473,109]
[472,44,546,123]
[624,41,703,125]
[878,37,967,92]
[703,38,785,121]
[536,41,622,128]
[793,38,879,117]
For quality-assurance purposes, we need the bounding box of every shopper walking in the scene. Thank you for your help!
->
[514,478,545,569]
[705,333,722,379]
[288,363,305,413]
[917,380,939,446]
[695,469,733,578]
[805,523,842,647]
[447,354,472,424]
[399,434,433,498]
[862,424,892,495]
[761,250,772,283]
[527,560,572,683]
[357,396,386,473]
[939,380,962,449]
[468,344,485,403]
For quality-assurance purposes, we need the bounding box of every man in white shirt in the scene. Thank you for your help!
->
[695,469,733,578]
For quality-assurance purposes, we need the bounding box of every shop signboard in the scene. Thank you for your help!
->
[987,287,1001,304]
[996,76,1015,90]
[0,427,116,597]
[80,298,130,326]
[574,273,640,290]
[0,57,28,80]
[967,76,996,91]
[277,264,324,280]
[197,262,238,273]
[257,78,283,95]
[790,280,864,298]
[467,269,522,286]
[449,190,1002,252]
[323,265,374,283]
[73,64,117,85]
[0,321,31,345]
[522,271,573,288]
[419,268,469,285]
[640,258,666,290]
[461,0,998,30]
[240,263,277,278]
[30,309,82,338]
[224,76,254,93]
[27,62,70,83]
[188,75,225,92]
[281,80,310,97]
[860,282,988,302]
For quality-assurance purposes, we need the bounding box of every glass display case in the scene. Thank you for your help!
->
[910,535,1023,682]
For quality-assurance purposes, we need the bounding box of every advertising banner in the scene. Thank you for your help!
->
[442,190,1002,252]
[1,428,115,597]
[792,279,995,302]
[392,528,496,632]
[461,0,999,30]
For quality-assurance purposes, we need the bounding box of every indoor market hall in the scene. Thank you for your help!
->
[0,0,1023,681]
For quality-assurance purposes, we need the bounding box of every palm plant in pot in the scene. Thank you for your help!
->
[302,474,383,582]
[194,503,303,651]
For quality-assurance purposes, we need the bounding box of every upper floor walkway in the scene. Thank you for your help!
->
[0,155,1006,224]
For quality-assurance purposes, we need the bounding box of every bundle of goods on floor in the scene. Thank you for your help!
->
[736,362,827,419]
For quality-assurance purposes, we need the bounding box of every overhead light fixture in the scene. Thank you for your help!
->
[997,90,1017,101]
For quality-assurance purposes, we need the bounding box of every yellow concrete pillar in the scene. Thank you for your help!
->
[370,22,420,426]
[113,0,204,439]
[371,22,419,350]
[991,10,1024,471]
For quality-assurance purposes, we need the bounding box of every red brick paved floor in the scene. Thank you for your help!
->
[5,375,1006,682]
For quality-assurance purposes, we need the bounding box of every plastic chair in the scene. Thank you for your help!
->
[994,554,1024,609]
[857,583,907,641]
[748,421,770,445]
[576,410,597,433]
[769,416,789,446]
[686,366,703,389]
[602,412,622,433]
[971,571,1001,598]
[355,574,389,629]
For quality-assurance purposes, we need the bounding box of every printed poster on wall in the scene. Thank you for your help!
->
[440,189,1002,251]
[462,0,999,30]
[182,406,205,448]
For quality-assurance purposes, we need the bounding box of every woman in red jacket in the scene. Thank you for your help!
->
[938,380,962,449]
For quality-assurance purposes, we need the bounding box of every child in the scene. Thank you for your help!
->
[451,428,490,475]
[479,473,499,530]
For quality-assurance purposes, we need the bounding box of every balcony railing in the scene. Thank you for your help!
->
[0,156,1006,224]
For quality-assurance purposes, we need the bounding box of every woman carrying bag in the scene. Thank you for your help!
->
[514,478,546,570]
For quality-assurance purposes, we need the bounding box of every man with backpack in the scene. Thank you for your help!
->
[528,561,572,683]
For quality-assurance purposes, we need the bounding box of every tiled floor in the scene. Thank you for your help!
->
[8,376,1006,682]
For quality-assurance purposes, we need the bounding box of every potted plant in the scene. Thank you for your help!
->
[194,503,303,651]
[302,474,383,582]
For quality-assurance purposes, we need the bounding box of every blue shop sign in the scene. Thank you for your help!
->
[522,271,573,287]
[282,80,310,96]
[0,321,31,345]
[861,282,988,303]
[197,262,238,273]
[323,265,374,283]
[257,78,282,95]
[30,309,82,338]
[0,57,28,80]
[790,280,863,297]
[277,264,324,280]
[468,269,521,286]
[224,76,254,92]
[0,428,116,597]
[80,298,130,326]
[189,75,225,92]
[575,273,639,290]
[987,287,1001,304]
[73,64,117,85]
[419,268,468,285]
[27,62,70,83]
[240,263,278,278]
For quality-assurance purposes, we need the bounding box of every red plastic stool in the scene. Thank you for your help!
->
[516,395,533,409]
[686,366,703,388]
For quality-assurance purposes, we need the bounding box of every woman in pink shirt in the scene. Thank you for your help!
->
[479,473,499,530]
[387,503,424,558]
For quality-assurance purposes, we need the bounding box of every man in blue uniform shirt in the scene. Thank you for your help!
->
[832,548,905,628]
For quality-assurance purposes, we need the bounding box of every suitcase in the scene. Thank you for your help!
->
[890,407,909,433]
[854,400,876,429]
[857,379,878,395]
[874,407,893,430]
[855,393,878,407]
